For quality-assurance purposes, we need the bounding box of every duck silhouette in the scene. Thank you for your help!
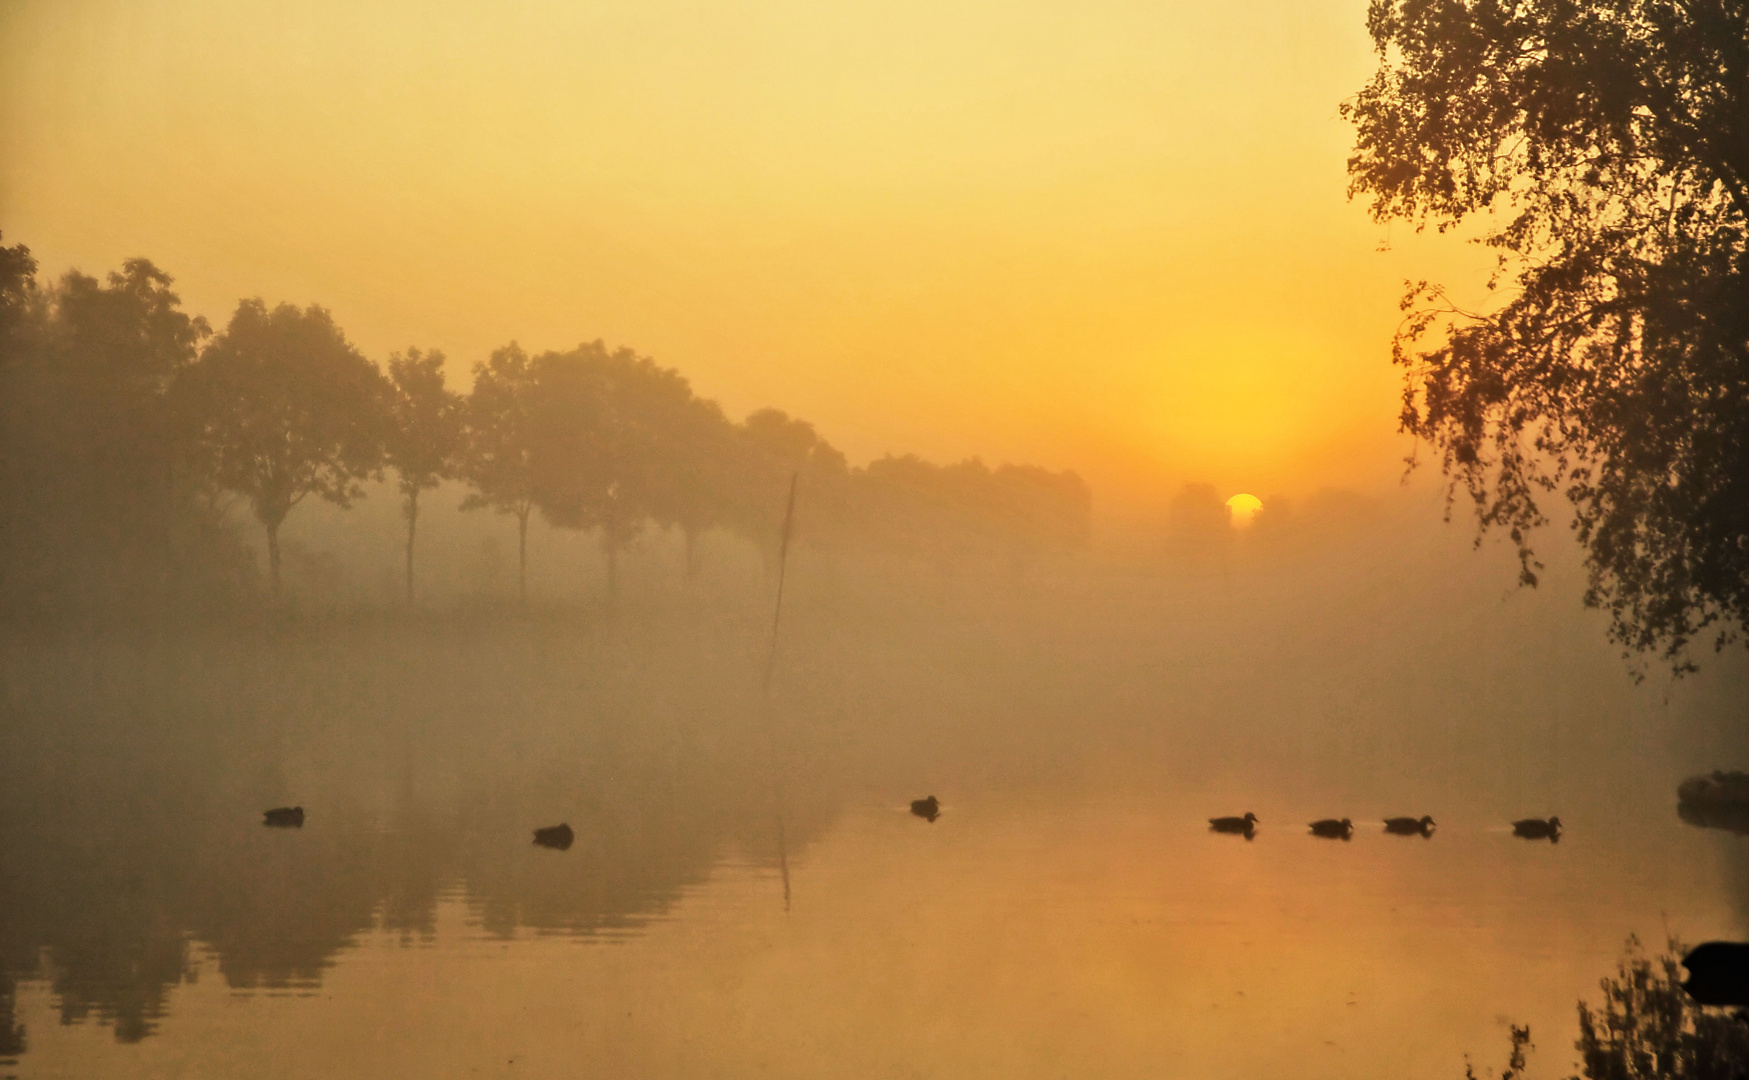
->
[262,806,304,828]
[1383,815,1435,836]
[910,796,940,822]
[1209,813,1258,837]
[533,823,574,850]
[1309,818,1354,840]
[1511,816,1561,841]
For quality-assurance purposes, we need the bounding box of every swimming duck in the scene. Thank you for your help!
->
[262,806,304,828]
[1209,813,1259,835]
[1309,818,1354,839]
[533,823,575,850]
[1383,815,1435,836]
[910,796,941,822]
[1511,816,1561,841]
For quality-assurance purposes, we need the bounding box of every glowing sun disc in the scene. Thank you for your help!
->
[1226,493,1263,527]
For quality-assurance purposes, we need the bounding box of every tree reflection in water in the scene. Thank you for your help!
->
[1469,938,1749,1080]
[0,617,834,1056]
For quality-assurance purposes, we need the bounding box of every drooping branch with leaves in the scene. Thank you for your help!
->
[1344,0,1749,671]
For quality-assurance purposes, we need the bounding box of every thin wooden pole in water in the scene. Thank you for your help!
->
[762,472,799,695]
[762,472,799,912]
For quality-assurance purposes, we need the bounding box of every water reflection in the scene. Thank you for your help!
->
[1680,801,1749,835]
[0,575,1745,1078]
[531,824,574,850]
[1680,941,1749,1006]
[262,807,305,828]
[0,618,835,1066]
[1679,772,1749,836]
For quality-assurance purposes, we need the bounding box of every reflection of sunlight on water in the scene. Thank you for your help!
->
[16,795,1744,1080]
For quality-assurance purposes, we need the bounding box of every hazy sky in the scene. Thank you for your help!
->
[0,0,1492,511]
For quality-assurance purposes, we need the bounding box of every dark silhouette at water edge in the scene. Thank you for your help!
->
[532,823,574,850]
[1209,813,1257,839]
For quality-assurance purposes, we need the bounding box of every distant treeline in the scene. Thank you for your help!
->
[0,236,1090,613]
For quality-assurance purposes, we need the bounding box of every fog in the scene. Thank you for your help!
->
[2,0,1745,1067]
[4,460,1745,1076]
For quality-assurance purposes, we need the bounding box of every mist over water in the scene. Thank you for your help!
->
[5,0,1746,1072]
[3,485,1745,1079]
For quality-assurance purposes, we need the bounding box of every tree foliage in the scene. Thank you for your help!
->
[0,248,244,614]
[0,237,1093,613]
[459,343,541,603]
[1344,0,1749,670]
[522,341,694,598]
[178,299,388,595]
[385,347,462,606]
[734,408,852,568]
[0,233,39,343]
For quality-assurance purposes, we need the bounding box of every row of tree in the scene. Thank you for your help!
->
[0,237,1090,614]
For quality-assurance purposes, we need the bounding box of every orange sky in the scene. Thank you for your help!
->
[0,0,1492,512]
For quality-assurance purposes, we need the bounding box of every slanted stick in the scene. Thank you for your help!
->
[762,472,799,910]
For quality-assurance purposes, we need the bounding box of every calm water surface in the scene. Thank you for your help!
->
[3,571,1747,1079]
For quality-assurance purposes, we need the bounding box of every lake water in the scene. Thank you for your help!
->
[4,552,1748,1079]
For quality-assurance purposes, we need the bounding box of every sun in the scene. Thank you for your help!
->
[1226,492,1263,528]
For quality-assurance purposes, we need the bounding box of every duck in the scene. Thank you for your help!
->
[1309,818,1354,839]
[910,796,941,822]
[532,823,575,850]
[1383,815,1435,836]
[262,806,304,828]
[1209,813,1259,836]
[1511,816,1561,841]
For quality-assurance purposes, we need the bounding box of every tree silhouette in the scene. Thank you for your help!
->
[1344,0,1749,670]
[649,395,739,584]
[460,343,541,604]
[2,254,231,612]
[519,344,610,598]
[178,300,387,597]
[385,348,462,607]
[850,455,1090,575]
[1166,482,1231,561]
[0,233,34,343]
[522,342,696,602]
[992,463,1092,562]
[0,234,41,613]
[733,408,850,572]
[580,344,697,601]
[0,232,1113,617]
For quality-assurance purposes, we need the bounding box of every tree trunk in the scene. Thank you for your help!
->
[266,521,282,598]
[404,488,419,608]
[517,507,529,606]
